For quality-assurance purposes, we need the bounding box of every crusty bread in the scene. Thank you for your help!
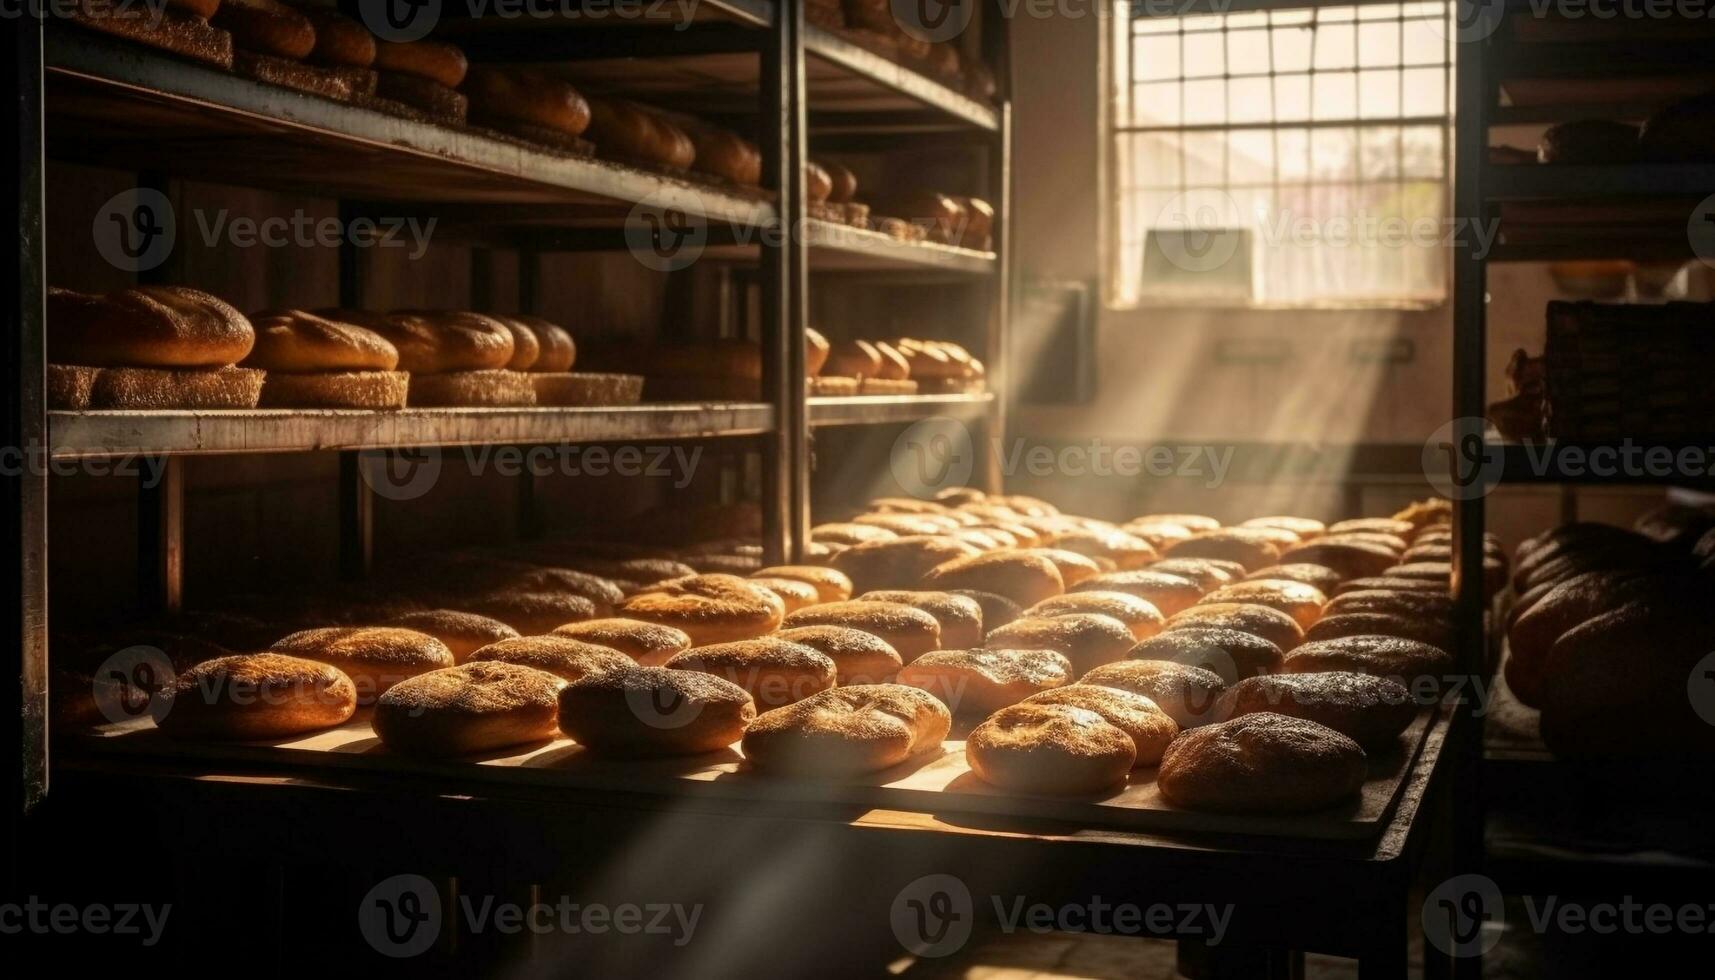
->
[774,625,903,685]
[857,590,983,648]
[1070,570,1204,618]
[159,653,356,740]
[832,535,981,594]
[244,310,398,371]
[511,314,575,372]
[1158,713,1366,812]
[747,577,822,614]
[1282,635,1452,685]
[468,635,634,683]
[1079,659,1227,729]
[1130,513,1221,533]
[87,366,264,409]
[47,364,98,410]
[1128,627,1284,683]
[328,309,513,374]
[558,665,755,756]
[211,0,315,59]
[387,609,519,664]
[1165,602,1305,653]
[620,574,785,645]
[259,370,408,409]
[782,600,941,662]
[1280,540,1407,581]
[1021,685,1178,766]
[750,565,853,603]
[1165,529,1283,572]
[1214,672,1415,747]
[1244,563,1345,594]
[465,66,592,138]
[966,703,1135,795]
[1197,580,1326,631]
[373,662,566,756]
[1145,557,1245,591]
[983,614,1134,674]
[50,286,254,368]
[897,648,1072,716]
[1024,591,1165,641]
[742,684,949,776]
[301,6,376,67]
[271,626,454,703]
[919,550,1065,608]
[550,617,691,665]
[409,369,537,407]
[373,38,468,87]
[1302,611,1453,653]
[665,637,837,709]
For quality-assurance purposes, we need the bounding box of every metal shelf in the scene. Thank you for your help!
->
[45,29,775,227]
[48,404,775,459]
[1494,440,1715,486]
[1485,163,1715,201]
[803,26,998,132]
[808,392,992,427]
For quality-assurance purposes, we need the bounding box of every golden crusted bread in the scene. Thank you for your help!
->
[620,574,786,645]
[1165,602,1305,653]
[372,662,566,756]
[1127,627,1284,683]
[897,648,1072,716]
[857,590,983,648]
[1070,570,1204,617]
[750,565,853,603]
[50,285,254,368]
[919,550,1066,607]
[159,653,356,740]
[966,703,1136,795]
[1158,712,1366,813]
[468,635,634,682]
[665,637,837,709]
[558,665,755,756]
[271,626,453,703]
[1214,672,1416,747]
[1025,591,1165,641]
[1079,659,1227,729]
[387,609,520,663]
[243,309,398,372]
[983,613,1134,674]
[774,625,904,686]
[742,684,950,776]
[781,600,942,662]
[1021,685,1178,766]
[551,617,691,665]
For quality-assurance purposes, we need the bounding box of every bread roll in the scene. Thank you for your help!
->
[966,704,1135,795]
[897,648,1072,716]
[1130,513,1220,533]
[1021,685,1177,766]
[387,609,519,663]
[775,625,903,685]
[373,38,467,87]
[1279,540,1399,581]
[742,684,949,776]
[1167,602,1306,654]
[558,665,755,756]
[685,125,762,186]
[857,590,983,648]
[490,315,541,371]
[1196,580,1326,631]
[1158,713,1366,812]
[1017,548,1103,588]
[1302,611,1452,653]
[666,638,837,709]
[1128,627,1284,683]
[1283,635,1452,686]
[947,589,1023,633]
[1139,558,1239,591]
[619,574,785,645]
[1024,591,1165,641]
[1214,672,1415,748]
[983,614,1134,674]
[1070,571,1204,618]
[1049,530,1158,570]
[210,0,315,60]
[301,7,376,67]
[468,635,633,683]
[781,600,941,662]
[1123,521,1195,551]
[465,591,597,635]
[823,339,884,379]
[465,66,592,138]
[244,309,399,372]
[271,626,453,703]
[1079,659,1226,729]
[158,653,356,740]
[550,617,692,666]
[342,310,514,374]
[1244,563,1344,595]
[510,314,575,372]
[1165,529,1282,572]
[1328,518,1416,538]
[805,161,833,203]
[373,662,566,756]
[751,565,853,603]
[831,536,981,594]
[50,286,254,368]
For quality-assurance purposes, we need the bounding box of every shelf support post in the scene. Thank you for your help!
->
[762,0,809,563]
[137,456,184,615]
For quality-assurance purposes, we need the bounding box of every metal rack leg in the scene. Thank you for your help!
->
[760,0,807,564]
[137,456,184,615]
[339,451,373,580]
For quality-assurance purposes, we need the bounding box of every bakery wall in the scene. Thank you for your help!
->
[1004,11,1674,538]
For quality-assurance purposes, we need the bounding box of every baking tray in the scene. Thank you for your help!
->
[71,703,1443,841]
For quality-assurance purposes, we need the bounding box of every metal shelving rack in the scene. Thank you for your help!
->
[1452,6,1715,966]
[6,2,1010,811]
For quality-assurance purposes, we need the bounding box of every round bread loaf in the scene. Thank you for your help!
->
[1332,576,1446,596]
[1302,611,1452,653]
[1122,521,1195,550]
[1158,713,1366,812]
[489,315,540,371]
[1317,532,1407,556]
[467,591,597,635]
[271,626,453,703]
[1283,635,1452,686]
[509,314,575,372]
[465,66,592,137]
[373,38,468,87]
[1071,570,1204,617]
[1165,529,1282,571]
[1020,685,1178,766]
[1131,513,1221,533]
[468,635,633,683]
[1025,591,1165,641]
[823,161,859,203]
[1050,530,1158,569]
[858,590,983,648]
[1214,672,1416,747]
[332,309,514,374]
[1009,548,1101,587]
[49,286,255,368]
[1079,659,1226,729]
[1196,580,1326,631]
[686,125,762,186]
[1244,563,1345,594]
[782,600,942,662]
[257,370,408,409]
[1323,588,1453,622]
[1127,627,1284,683]
[966,704,1135,795]
[619,574,785,645]
[1240,516,1324,540]
[211,0,316,59]
[665,638,836,709]
[896,648,1072,716]
[243,309,398,371]
[832,535,981,594]
[558,665,755,756]
[550,617,691,665]
[372,662,566,756]
[1278,540,1399,581]
[387,609,519,663]
[751,565,853,603]
[775,625,903,685]
[1145,558,1245,591]
[748,577,822,614]
[301,7,376,67]
[811,522,898,546]
[1166,602,1304,652]
[949,589,1023,631]
[1328,518,1415,538]
[984,614,1134,674]
[158,653,356,740]
[920,551,1066,607]
[742,684,950,776]
[823,339,884,379]
[853,512,955,536]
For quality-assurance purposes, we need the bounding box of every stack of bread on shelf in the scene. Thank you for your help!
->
[46,284,636,410]
[807,0,998,102]
[1503,503,1715,760]
[818,337,985,395]
[60,489,1491,814]
[1492,91,1715,165]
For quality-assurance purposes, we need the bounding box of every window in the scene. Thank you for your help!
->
[1107,2,1452,309]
